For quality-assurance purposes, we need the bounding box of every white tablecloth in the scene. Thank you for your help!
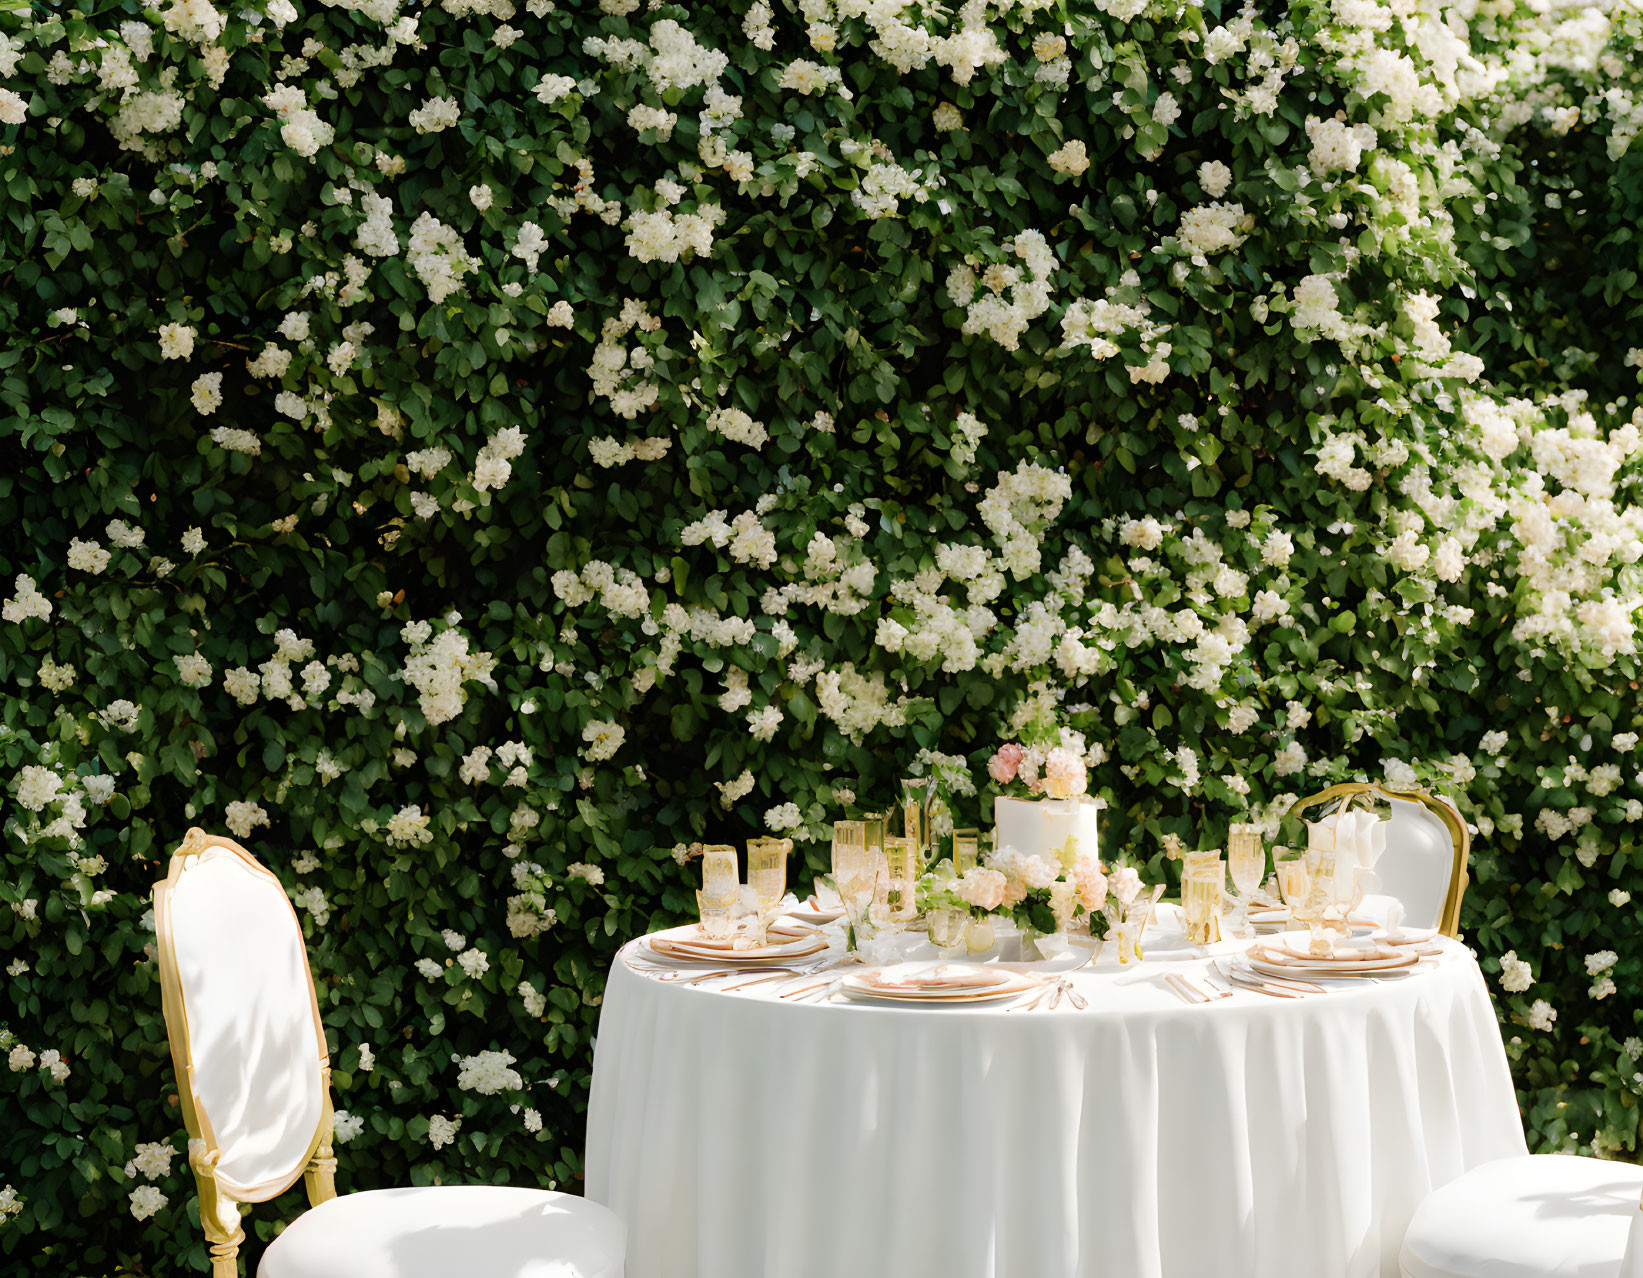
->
[586,934,1526,1278]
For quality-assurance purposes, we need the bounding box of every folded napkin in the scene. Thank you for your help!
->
[1258,940,1403,964]
[868,963,1003,991]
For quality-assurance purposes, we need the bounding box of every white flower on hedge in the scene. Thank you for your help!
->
[401,623,496,725]
[128,1185,167,1221]
[765,801,802,833]
[3,574,51,623]
[157,323,195,359]
[1305,116,1377,172]
[716,768,755,806]
[1197,160,1233,197]
[705,406,767,449]
[1272,741,1307,776]
[8,1044,36,1072]
[415,959,443,981]
[746,704,783,741]
[16,766,63,813]
[408,95,459,133]
[224,800,269,839]
[332,1111,364,1143]
[407,211,478,304]
[954,230,1055,352]
[1177,203,1248,257]
[1046,140,1089,177]
[189,372,224,415]
[1585,950,1618,976]
[473,426,526,493]
[457,1049,522,1095]
[386,805,434,849]
[426,1114,460,1150]
[37,657,74,693]
[222,667,259,705]
[98,696,140,726]
[1527,999,1557,1032]
[535,73,577,104]
[1498,950,1533,992]
[67,538,110,574]
[39,1049,69,1084]
[567,862,605,887]
[106,519,146,550]
[1478,729,1509,755]
[457,948,489,978]
[581,718,624,761]
[173,653,212,688]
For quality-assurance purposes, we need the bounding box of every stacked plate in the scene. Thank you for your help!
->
[644,922,830,968]
[839,962,1038,1006]
[1245,935,1420,979]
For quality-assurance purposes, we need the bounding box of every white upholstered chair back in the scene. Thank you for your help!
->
[155,831,329,1201]
[1377,791,1462,933]
[1289,783,1468,936]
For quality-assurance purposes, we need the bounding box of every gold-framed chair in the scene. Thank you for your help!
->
[1288,780,1469,936]
[1398,1153,1643,1278]
[154,828,625,1278]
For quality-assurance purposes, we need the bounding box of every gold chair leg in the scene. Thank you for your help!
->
[208,1236,242,1278]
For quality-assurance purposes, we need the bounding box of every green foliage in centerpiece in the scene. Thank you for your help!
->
[3,0,1643,1269]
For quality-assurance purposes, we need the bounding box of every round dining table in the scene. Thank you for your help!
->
[585,923,1526,1278]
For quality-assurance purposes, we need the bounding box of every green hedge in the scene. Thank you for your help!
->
[3,0,1641,1271]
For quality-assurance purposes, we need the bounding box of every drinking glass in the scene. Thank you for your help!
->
[1117,913,1147,965]
[1182,866,1222,947]
[696,890,733,940]
[832,820,865,885]
[746,836,791,946]
[701,844,739,902]
[835,845,883,953]
[1227,823,1266,937]
[882,835,919,922]
[1276,857,1325,953]
[952,828,981,875]
[927,907,966,951]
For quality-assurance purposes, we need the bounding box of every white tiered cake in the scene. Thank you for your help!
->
[993,795,1102,864]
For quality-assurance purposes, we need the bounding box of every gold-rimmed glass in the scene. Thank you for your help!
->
[952,827,981,875]
[1276,857,1325,953]
[882,834,918,923]
[746,836,791,946]
[1182,865,1222,947]
[1228,823,1265,937]
[700,844,739,905]
[832,820,865,882]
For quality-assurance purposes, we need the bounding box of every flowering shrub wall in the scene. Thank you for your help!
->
[4,0,1643,1270]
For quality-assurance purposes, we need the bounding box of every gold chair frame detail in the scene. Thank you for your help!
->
[154,828,338,1278]
[1288,781,1470,937]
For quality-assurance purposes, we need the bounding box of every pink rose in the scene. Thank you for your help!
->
[1073,856,1108,911]
[988,742,1025,785]
[954,867,1007,912]
[1043,747,1088,799]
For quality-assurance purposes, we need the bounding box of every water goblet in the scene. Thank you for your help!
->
[1227,823,1266,937]
[952,827,981,875]
[747,836,792,946]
